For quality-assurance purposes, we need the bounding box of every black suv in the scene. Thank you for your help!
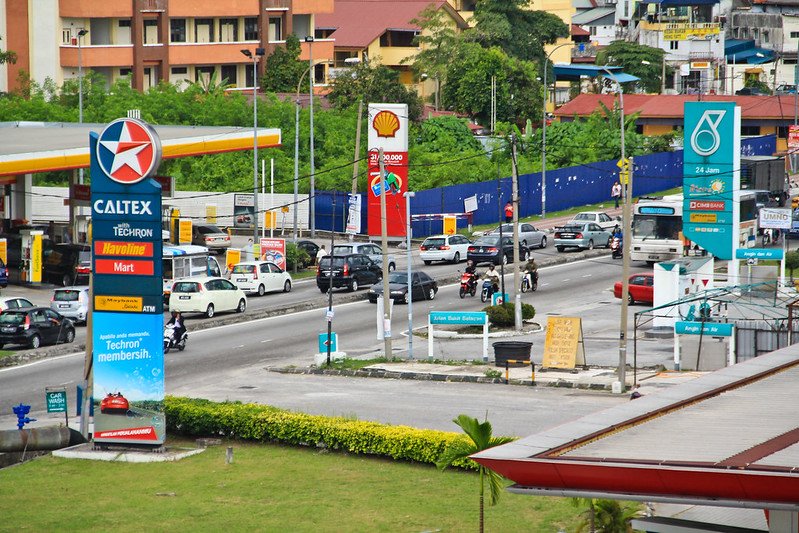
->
[316,254,382,292]
[43,244,91,286]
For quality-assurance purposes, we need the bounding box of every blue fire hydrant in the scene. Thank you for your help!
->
[12,403,36,430]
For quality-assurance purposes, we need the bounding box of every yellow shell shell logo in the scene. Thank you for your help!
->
[372,110,400,138]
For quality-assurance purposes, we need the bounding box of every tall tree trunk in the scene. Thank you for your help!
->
[479,470,485,533]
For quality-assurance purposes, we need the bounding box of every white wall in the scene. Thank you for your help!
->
[29,0,60,87]
[0,0,7,93]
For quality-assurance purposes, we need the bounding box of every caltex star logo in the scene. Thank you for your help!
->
[96,118,162,184]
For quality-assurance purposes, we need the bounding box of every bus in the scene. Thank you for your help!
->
[631,195,683,263]
[162,244,222,305]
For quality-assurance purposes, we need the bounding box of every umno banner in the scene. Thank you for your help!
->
[367,103,408,237]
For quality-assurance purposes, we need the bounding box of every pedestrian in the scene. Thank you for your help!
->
[316,244,328,264]
[504,201,513,223]
[611,181,622,209]
[630,384,643,400]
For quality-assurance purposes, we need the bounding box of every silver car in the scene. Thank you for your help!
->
[487,223,548,249]
[567,212,618,231]
[554,223,612,252]
[50,286,90,324]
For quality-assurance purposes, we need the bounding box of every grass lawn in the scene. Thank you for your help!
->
[0,350,14,360]
[0,441,585,532]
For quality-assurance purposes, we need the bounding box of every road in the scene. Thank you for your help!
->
[0,254,654,432]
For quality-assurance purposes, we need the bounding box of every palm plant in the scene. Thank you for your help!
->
[437,414,514,533]
[573,498,640,533]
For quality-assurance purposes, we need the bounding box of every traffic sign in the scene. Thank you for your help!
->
[619,170,629,185]
[45,388,67,413]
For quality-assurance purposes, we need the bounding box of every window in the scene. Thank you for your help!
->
[220,65,237,86]
[219,18,237,41]
[791,31,799,39]
[62,29,72,44]
[268,17,282,41]
[380,30,416,47]
[195,18,213,43]
[171,66,188,75]
[752,28,759,41]
[196,66,214,84]
[778,126,789,139]
[741,125,761,136]
[170,19,186,43]
[244,17,258,40]
[763,30,769,43]
[120,68,132,76]
[143,19,158,44]
[119,20,131,28]
[741,27,748,39]
[669,40,678,50]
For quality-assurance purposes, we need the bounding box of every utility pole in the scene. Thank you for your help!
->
[379,148,392,358]
[619,155,633,392]
[661,55,666,94]
[350,100,363,242]
[510,135,522,331]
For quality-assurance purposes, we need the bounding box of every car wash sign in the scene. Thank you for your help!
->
[91,117,166,446]
[683,102,740,260]
[367,103,408,238]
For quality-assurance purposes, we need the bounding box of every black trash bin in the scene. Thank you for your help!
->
[492,341,533,368]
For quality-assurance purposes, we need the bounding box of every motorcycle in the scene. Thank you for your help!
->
[610,236,622,259]
[163,324,187,354]
[458,270,478,298]
[480,279,498,303]
[521,271,538,293]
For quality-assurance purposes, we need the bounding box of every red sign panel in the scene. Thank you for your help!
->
[259,238,286,270]
[94,426,158,441]
[95,259,155,276]
[95,241,154,257]
[367,151,408,237]
[789,125,799,150]
[689,200,726,211]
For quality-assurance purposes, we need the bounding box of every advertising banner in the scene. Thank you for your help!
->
[683,102,740,260]
[367,103,408,238]
[346,193,362,235]
[225,248,241,273]
[789,125,799,151]
[206,204,217,224]
[259,238,286,269]
[178,219,192,244]
[234,193,255,229]
[91,117,164,446]
[759,208,792,229]
[30,233,42,283]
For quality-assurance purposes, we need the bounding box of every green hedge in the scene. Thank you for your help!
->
[166,396,489,470]
[483,302,535,327]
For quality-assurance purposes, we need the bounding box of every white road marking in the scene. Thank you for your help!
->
[582,274,592,278]
[562,278,570,282]
[260,339,272,343]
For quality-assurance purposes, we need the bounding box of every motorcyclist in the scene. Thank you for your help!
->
[612,224,623,241]
[166,311,186,344]
[464,259,477,276]
[522,257,538,286]
[483,264,501,293]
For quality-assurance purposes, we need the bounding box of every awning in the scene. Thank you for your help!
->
[552,64,640,83]
[726,47,777,64]
[601,72,640,83]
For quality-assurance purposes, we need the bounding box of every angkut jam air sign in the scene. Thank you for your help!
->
[90,117,166,446]
[367,104,408,237]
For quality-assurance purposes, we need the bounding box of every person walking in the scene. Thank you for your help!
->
[611,181,622,209]
[316,244,328,264]
[504,201,513,223]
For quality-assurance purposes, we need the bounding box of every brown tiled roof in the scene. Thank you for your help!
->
[571,24,591,36]
[554,93,799,120]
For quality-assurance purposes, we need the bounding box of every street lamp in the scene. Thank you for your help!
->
[541,42,573,218]
[306,35,316,238]
[77,29,88,186]
[241,48,266,244]
[601,67,630,393]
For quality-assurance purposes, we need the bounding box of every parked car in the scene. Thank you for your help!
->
[317,254,382,292]
[332,243,396,271]
[420,234,471,265]
[613,272,654,305]
[467,235,529,266]
[50,286,90,324]
[487,223,548,249]
[567,211,618,231]
[296,240,320,265]
[168,276,247,318]
[554,223,613,252]
[229,261,292,296]
[776,84,797,95]
[0,296,34,313]
[368,271,438,304]
[191,224,230,255]
[0,307,75,349]
[43,243,91,287]
[735,86,770,96]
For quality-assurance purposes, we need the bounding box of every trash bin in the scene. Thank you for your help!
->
[492,341,533,368]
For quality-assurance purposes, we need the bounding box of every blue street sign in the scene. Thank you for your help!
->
[429,311,487,325]
[675,321,734,336]
[318,332,338,353]
[735,248,784,260]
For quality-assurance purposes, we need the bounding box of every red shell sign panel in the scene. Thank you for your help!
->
[367,104,409,238]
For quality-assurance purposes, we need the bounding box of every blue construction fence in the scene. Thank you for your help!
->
[314,135,777,237]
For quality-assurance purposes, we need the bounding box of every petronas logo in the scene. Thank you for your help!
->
[690,110,726,157]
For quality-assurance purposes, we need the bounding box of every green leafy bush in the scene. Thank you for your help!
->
[483,302,535,327]
[285,242,310,270]
[165,397,503,470]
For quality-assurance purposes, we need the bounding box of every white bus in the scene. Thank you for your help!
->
[631,195,684,263]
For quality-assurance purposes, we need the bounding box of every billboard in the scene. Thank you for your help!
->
[259,238,286,270]
[91,117,164,446]
[683,102,740,260]
[234,193,255,229]
[367,103,408,237]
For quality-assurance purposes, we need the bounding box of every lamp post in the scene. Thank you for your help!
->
[77,29,88,187]
[403,191,415,359]
[241,47,265,244]
[294,59,326,242]
[601,67,630,393]
[541,42,573,218]
[306,36,316,238]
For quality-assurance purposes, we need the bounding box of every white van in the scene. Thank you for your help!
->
[162,245,222,305]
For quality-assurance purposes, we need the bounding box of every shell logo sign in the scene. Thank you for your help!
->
[372,110,401,138]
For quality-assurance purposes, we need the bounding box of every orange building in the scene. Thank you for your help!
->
[0,0,333,93]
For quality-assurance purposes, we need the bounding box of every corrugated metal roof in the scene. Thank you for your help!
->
[572,7,616,24]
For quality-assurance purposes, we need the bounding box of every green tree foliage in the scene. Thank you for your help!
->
[437,414,515,533]
[0,35,16,66]
[469,0,568,62]
[443,42,541,125]
[786,250,799,281]
[595,41,670,94]
[262,34,307,93]
[329,61,422,121]
[573,498,640,532]
[405,5,460,106]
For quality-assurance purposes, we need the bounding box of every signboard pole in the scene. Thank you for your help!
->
[379,149,392,357]
[428,317,434,360]
[782,236,787,288]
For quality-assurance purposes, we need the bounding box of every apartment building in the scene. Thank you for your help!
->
[0,0,333,93]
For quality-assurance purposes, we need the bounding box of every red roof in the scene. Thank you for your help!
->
[554,93,799,120]
[316,0,467,49]
[571,24,590,36]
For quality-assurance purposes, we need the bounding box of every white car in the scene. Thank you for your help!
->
[332,243,396,271]
[0,297,34,314]
[229,261,292,296]
[420,234,471,264]
[168,276,247,318]
[567,211,618,231]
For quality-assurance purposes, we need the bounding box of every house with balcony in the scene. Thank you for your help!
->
[315,0,468,97]
[0,0,334,94]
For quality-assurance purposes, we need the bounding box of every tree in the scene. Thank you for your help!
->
[573,498,640,532]
[328,61,422,121]
[468,0,569,62]
[786,250,799,281]
[0,35,17,66]
[595,41,670,94]
[405,5,460,108]
[437,414,514,533]
[262,34,307,93]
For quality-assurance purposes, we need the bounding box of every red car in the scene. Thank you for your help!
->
[613,273,654,305]
[100,392,129,414]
